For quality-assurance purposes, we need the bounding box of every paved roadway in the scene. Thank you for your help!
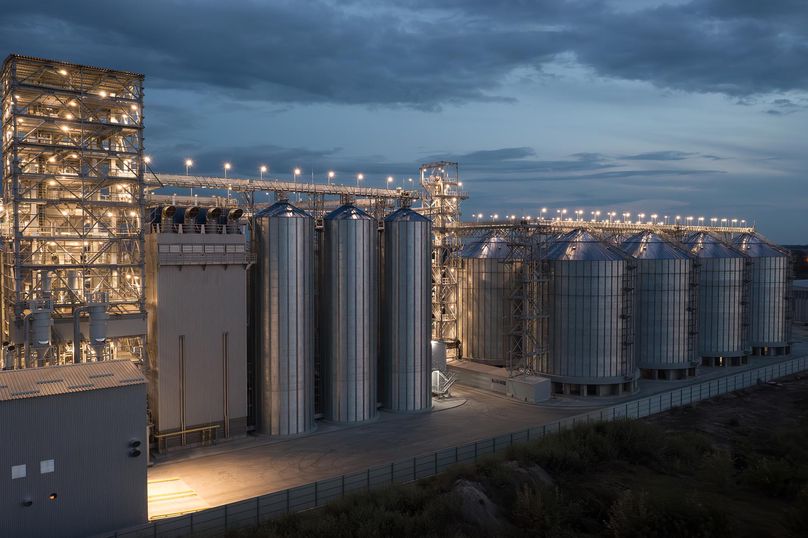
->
[147,385,591,514]
[147,330,808,517]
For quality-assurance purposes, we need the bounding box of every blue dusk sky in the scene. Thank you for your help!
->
[2,0,806,242]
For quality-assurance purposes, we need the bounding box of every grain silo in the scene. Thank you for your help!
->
[733,232,791,355]
[622,231,698,380]
[457,234,518,365]
[540,229,637,396]
[380,207,432,412]
[683,232,749,366]
[321,204,378,423]
[255,201,315,436]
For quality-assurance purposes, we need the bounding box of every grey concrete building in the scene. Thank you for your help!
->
[0,360,147,538]
[145,224,251,448]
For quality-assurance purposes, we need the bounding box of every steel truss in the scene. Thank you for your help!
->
[1,55,145,360]
[419,162,467,355]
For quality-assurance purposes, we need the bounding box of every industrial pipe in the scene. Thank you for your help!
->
[72,305,88,364]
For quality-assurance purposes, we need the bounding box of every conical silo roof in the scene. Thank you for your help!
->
[460,234,512,259]
[622,231,691,260]
[384,207,430,223]
[545,229,627,261]
[255,200,312,219]
[683,232,744,259]
[324,203,374,221]
[733,232,787,258]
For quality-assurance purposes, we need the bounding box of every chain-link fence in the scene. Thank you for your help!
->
[103,355,808,538]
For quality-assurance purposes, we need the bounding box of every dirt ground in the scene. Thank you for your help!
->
[648,371,808,448]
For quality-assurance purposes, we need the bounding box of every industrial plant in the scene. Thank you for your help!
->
[0,55,800,536]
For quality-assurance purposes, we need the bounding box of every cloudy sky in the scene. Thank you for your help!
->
[3,0,806,242]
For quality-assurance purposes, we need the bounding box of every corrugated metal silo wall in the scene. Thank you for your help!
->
[634,257,696,370]
[381,217,432,411]
[321,216,378,422]
[542,258,636,382]
[257,211,315,435]
[747,255,789,347]
[696,256,747,357]
[457,258,517,364]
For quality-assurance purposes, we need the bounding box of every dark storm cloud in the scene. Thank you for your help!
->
[1,0,805,108]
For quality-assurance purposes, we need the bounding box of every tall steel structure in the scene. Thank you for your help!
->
[1,55,145,366]
[420,162,467,357]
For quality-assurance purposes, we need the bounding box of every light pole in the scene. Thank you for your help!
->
[185,158,193,176]
[541,207,547,220]
[328,171,335,185]
[260,165,267,180]
[356,173,363,188]
[294,168,301,201]
[387,176,394,188]
[224,162,231,178]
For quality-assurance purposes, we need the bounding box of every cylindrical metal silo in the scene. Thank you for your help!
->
[255,200,315,436]
[683,232,749,366]
[794,281,808,325]
[733,232,791,355]
[322,204,378,423]
[622,231,697,380]
[380,207,432,412]
[540,229,637,396]
[457,234,517,365]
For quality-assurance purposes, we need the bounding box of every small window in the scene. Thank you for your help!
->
[11,464,26,479]
[158,245,170,253]
[40,460,54,474]
[169,245,181,253]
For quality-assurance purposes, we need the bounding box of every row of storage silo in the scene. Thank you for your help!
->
[254,200,432,436]
[457,228,791,396]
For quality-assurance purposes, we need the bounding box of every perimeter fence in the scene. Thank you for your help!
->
[104,355,808,538]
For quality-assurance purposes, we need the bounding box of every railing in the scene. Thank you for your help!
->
[152,425,220,453]
[149,223,244,235]
[102,355,808,538]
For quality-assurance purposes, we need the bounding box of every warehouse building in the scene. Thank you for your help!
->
[0,361,147,538]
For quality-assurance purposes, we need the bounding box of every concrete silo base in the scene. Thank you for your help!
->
[701,355,749,367]
[640,367,698,381]
[551,379,638,397]
[751,345,791,356]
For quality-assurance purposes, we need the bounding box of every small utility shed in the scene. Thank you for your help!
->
[0,360,148,538]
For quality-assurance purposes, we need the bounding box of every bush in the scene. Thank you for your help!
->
[606,489,733,538]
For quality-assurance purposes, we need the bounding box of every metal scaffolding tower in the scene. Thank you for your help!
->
[1,55,145,366]
[419,162,467,355]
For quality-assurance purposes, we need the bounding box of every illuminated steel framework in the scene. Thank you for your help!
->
[1,55,145,363]
[420,162,467,353]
